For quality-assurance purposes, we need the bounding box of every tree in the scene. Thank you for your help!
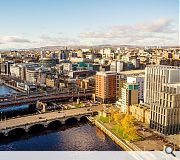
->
[113,111,124,123]
[121,115,136,132]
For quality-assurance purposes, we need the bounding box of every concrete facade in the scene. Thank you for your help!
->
[144,65,180,105]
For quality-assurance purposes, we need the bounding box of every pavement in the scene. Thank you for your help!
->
[166,134,180,148]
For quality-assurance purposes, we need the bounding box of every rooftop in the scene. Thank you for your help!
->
[118,70,145,75]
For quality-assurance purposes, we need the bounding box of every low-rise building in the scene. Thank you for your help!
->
[129,104,150,124]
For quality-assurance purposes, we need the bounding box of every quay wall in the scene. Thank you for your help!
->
[93,119,142,151]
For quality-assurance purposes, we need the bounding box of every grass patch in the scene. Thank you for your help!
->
[99,116,111,123]
[111,125,143,142]
[74,103,84,108]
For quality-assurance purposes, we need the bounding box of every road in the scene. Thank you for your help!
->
[0,105,103,131]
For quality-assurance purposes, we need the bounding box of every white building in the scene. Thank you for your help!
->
[144,65,180,105]
[100,48,115,59]
[10,64,20,78]
[110,60,124,73]
[127,75,144,102]
[26,68,39,84]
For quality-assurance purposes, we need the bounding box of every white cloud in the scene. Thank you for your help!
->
[0,36,31,43]
[39,35,81,46]
[0,18,178,49]
[80,18,178,46]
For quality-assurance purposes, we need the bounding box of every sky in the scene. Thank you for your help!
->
[0,0,179,49]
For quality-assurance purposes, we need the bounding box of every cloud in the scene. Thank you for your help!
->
[39,34,81,46]
[0,36,31,43]
[80,18,178,46]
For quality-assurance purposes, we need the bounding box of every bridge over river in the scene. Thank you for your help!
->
[0,92,92,108]
[0,105,102,136]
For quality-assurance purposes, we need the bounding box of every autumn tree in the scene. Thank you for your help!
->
[113,111,124,123]
[121,115,136,133]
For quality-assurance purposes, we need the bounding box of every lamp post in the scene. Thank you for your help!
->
[62,106,64,116]
[143,128,145,136]
[4,115,6,129]
[1,112,2,122]
[173,135,176,151]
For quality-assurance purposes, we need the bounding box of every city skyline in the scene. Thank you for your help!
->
[0,0,179,49]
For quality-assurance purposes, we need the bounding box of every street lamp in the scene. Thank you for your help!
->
[1,112,2,122]
[4,115,6,129]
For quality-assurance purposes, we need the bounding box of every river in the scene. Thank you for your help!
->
[0,85,122,151]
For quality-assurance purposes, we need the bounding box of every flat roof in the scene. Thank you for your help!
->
[118,70,145,75]
[96,71,117,76]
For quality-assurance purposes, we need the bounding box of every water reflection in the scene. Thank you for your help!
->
[0,124,121,151]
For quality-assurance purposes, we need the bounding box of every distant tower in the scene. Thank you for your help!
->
[40,51,46,59]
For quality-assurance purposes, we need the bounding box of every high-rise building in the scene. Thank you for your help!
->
[127,75,144,102]
[144,65,180,105]
[119,83,139,113]
[95,71,117,103]
[144,65,180,135]
[150,83,180,134]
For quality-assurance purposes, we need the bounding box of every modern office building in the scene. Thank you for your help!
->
[145,65,180,134]
[26,68,39,84]
[150,83,180,134]
[144,65,180,105]
[95,71,117,103]
[116,70,145,100]
[119,83,139,113]
[127,75,144,102]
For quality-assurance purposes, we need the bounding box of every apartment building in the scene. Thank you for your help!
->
[95,71,117,103]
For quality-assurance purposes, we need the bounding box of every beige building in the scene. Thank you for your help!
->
[95,71,117,103]
[144,65,180,105]
[26,68,39,84]
[46,78,55,88]
[129,104,150,124]
[150,83,180,135]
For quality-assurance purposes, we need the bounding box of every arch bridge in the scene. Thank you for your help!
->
[0,107,98,137]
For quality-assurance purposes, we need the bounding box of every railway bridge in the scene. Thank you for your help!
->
[0,92,92,108]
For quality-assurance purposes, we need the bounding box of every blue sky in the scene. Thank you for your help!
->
[0,0,179,49]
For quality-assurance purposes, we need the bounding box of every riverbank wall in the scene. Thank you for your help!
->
[91,118,142,151]
[3,83,25,93]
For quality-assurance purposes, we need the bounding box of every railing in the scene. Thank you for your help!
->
[0,110,92,131]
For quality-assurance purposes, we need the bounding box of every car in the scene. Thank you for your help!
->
[87,108,92,111]
[39,117,44,119]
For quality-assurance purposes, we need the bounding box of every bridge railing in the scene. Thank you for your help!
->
[0,111,92,131]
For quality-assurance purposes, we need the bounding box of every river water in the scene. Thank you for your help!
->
[0,85,122,151]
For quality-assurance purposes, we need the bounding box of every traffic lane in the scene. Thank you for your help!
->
[0,106,102,129]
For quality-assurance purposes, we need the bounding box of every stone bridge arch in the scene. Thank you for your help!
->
[47,120,63,129]
[7,127,26,137]
[27,123,46,133]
